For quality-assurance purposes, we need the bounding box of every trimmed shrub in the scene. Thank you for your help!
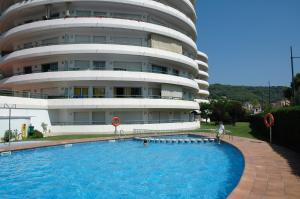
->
[29,130,44,139]
[249,106,300,152]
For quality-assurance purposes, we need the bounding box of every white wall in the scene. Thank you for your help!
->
[0,118,30,138]
[50,121,200,135]
[0,108,51,138]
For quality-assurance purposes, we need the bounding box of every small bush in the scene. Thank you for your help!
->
[3,130,13,142]
[29,130,44,139]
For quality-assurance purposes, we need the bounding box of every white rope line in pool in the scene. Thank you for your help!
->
[134,137,216,143]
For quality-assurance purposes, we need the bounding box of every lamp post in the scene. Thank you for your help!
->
[3,104,17,146]
[290,46,300,103]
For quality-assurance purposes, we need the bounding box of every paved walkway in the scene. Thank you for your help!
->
[0,133,299,198]
[223,136,300,199]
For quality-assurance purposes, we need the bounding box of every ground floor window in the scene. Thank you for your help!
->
[74,112,89,125]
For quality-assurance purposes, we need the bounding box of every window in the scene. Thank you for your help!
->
[149,88,161,98]
[23,42,33,49]
[113,62,142,71]
[93,36,106,44]
[114,87,125,97]
[74,112,89,125]
[50,12,60,19]
[92,112,105,124]
[74,87,89,98]
[76,10,91,17]
[93,87,105,98]
[172,69,179,76]
[94,12,106,17]
[41,62,58,72]
[114,87,142,98]
[24,66,32,74]
[131,88,142,97]
[74,60,90,70]
[42,37,59,46]
[93,61,105,70]
[75,35,91,43]
[112,13,142,21]
[152,65,167,74]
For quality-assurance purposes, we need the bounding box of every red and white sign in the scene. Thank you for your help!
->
[112,117,121,127]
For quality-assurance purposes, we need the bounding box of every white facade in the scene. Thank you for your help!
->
[195,51,210,104]
[0,0,208,136]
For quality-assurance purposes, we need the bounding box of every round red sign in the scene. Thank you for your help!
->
[264,113,275,128]
[112,116,121,127]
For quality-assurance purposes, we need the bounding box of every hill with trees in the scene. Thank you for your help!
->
[209,84,288,104]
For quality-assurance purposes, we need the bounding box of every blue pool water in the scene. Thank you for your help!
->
[0,138,244,199]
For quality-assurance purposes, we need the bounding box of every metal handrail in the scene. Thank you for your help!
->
[5,68,194,79]
[0,89,195,101]
[0,89,48,99]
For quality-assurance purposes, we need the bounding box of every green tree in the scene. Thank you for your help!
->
[227,101,246,125]
[200,103,212,123]
[210,99,230,123]
[210,99,246,125]
[285,73,300,105]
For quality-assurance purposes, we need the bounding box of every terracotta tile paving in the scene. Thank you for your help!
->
[0,133,299,198]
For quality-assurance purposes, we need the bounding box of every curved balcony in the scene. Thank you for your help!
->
[47,98,200,110]
[0,71,199,91]
[198,70,209,78]
[0,18,197,53]
[198,89,209,96]
[0,94,199,110]
[0,44,199,73]
[153,0,196,22]
[182,0,196,15]
[195,99,209,104]
[197,51,208,63]
[196,60,208,70]
[195,79,209,88]
[0,0,196,38]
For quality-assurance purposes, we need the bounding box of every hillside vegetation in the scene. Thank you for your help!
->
[209,84,288,103]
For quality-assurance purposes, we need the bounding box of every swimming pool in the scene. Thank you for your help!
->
[0,137,244,199]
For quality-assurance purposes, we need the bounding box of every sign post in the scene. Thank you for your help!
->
[264,113,275,144]
[111,117,121,135]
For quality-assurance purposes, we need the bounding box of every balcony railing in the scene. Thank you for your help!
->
[2,4,194,39]
[0,89,195,101]
[6,68,194,80]
[0,89,48,99]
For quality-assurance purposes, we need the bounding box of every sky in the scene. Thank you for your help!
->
[196,0,300,86]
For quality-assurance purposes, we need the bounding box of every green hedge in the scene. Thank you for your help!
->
[249,106,300,152]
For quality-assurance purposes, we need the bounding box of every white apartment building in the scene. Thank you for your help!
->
[0,0,209,135]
